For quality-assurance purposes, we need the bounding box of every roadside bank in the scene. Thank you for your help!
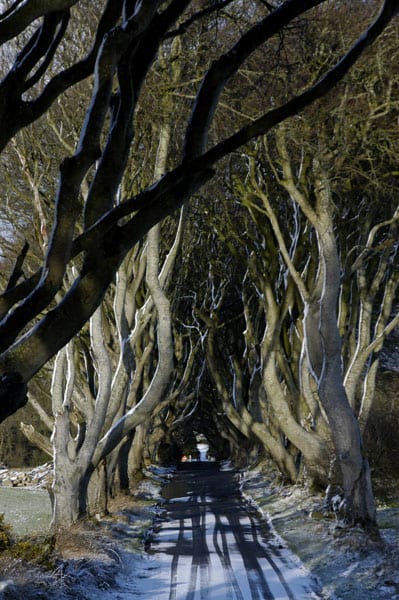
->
[243,468,399,600]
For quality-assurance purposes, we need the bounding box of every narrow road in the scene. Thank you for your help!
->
[145,462,324,600]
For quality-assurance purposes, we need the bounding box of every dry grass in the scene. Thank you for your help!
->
[54,521,114,562]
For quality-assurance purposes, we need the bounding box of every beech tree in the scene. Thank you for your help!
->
[186,10,399,529]
[20,34,205,527]
[0,0,397,426]
[199,64,398,528]
[25,54,182,527]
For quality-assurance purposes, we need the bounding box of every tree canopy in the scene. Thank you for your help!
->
[0,0,397,421]
[0,0,398,530]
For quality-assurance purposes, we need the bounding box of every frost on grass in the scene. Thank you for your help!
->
[0,465,398,599]
[243,468,399,600]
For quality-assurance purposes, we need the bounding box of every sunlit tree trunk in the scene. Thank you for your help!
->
[313,222,376,525]
[51,345,86,527]
[303,161,377,526]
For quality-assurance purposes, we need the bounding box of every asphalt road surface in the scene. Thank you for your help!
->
[145,462,324,600]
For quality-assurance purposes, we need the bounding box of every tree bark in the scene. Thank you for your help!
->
[307,172,377,527]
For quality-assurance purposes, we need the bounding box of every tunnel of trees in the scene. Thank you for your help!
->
[0,0,398,531]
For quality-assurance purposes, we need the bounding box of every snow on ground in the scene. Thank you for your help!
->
[75,465,399,600]
[242,468,399,600]
[0,464,398,599]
